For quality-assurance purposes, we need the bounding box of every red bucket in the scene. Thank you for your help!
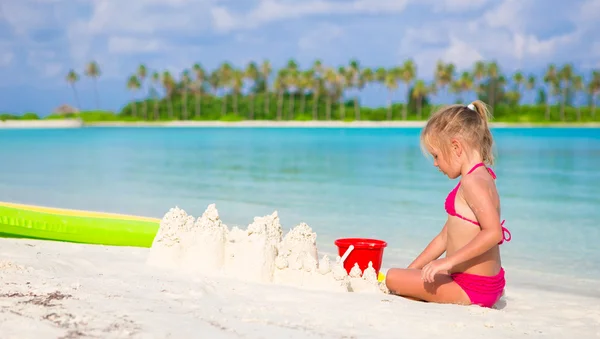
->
[334,238,387,276]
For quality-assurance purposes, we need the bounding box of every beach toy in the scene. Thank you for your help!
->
[339,244,354,265]
[377,271,386,283]
[0,201,160,247]
[334,238,387,276]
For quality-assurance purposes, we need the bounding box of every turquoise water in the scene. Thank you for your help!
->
[1,127,599,290]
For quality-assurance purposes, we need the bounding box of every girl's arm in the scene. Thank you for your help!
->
[407,224,447,269]
[445,176,504,268]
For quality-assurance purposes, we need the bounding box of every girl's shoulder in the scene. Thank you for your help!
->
[459,170,497,198]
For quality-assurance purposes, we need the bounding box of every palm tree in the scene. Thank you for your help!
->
[348,59,362,120]
[588,70,600,119]
[543,64,557,120]
[384,71,398,120]
[311,60,323,120]
[218,62,233,116]
[85,61,101,109]
[274,69,286,120]
[358,67,373,118]
[65,69,81,110]
[512,71,524,105]
[162,71,175,119]
[208,70,220,96]
[286,60,299,120]
[181,70,192,120]
[231,70,244,116]
[324,68,337,120]
[260,60,272,119]
[572,75,583,121]
[151,71,160,120]
[126,75,141,118]
[526,74,536,103]
[451,71,473,103]
[434,61,455,105]
[412,80,430,119]
[374,67,387,108]
[245,61,259,119]
[558,64,574,121]
[336,66,347,120]
[473,61,486,93]
[298,70,312,117]
[137,64,148,119]
[400,59,416,120]
[486,61,499,113]
[192,63,205,119]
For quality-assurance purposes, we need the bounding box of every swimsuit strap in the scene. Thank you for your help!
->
[467,162,486,174]
[498,220,511,244]
[467,162,497,179]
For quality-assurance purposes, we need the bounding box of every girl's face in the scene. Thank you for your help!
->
[428,141,462,179]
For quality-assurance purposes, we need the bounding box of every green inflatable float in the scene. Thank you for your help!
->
[0,201,160,247]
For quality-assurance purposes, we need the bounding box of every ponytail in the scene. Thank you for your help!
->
[468,100,492,125]
[467,100,495,165]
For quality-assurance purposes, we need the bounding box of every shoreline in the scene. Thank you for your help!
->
[85,120,600,128]
[0,119,83,129]
[1,119,599,129]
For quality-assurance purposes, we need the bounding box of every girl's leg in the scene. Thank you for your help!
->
[385,268,471,305]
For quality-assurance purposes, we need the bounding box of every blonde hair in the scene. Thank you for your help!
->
[420,100,495,166]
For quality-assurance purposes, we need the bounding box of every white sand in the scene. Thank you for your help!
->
[1,206,600,338]
[0,119,83,128]
[2,119,598,129]
[86,120,428,128]
[83,120,600,128]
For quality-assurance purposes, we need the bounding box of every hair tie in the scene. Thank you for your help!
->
[467,103,475,111]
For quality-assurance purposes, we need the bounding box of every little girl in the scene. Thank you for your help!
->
[385,100,511,308]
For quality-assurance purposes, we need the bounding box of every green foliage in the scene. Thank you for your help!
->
[78,111,121,122]
[219,113,244,122]
[294,114,313,121]
[0,112,39,121]
[43,110,120,122]
[1,113,20,121]
[44,114,75,120]
[22,113,40,120]
[113,91,600,123]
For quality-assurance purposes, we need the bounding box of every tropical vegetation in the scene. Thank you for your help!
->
[59,59,599,123]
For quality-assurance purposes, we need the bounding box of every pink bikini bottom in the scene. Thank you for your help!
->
[451,268,506,308]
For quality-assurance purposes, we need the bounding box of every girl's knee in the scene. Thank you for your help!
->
[385,268,420,294]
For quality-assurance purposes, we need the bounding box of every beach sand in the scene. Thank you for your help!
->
[0,119,83,129]
[1,119,599,129]
[1,236,599,338]
[85,120,600,128]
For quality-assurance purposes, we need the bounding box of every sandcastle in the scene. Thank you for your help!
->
[146,204,388,294]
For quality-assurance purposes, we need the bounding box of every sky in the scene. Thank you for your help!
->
[0,0,599,115]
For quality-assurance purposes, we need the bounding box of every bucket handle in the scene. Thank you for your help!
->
[339,245,354,265]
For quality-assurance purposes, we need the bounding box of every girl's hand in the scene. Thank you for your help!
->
[421,258,453,283]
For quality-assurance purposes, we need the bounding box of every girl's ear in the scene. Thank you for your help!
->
[451,138,462,157]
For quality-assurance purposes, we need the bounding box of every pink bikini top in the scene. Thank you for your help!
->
[445,162,512,245]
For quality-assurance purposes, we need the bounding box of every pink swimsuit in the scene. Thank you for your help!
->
[445,162,512,308]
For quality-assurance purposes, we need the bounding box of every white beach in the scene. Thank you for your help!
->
[85,120,600,128]
[0,119,83,129]
[1,119,599,129]
[1,205,599,339]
